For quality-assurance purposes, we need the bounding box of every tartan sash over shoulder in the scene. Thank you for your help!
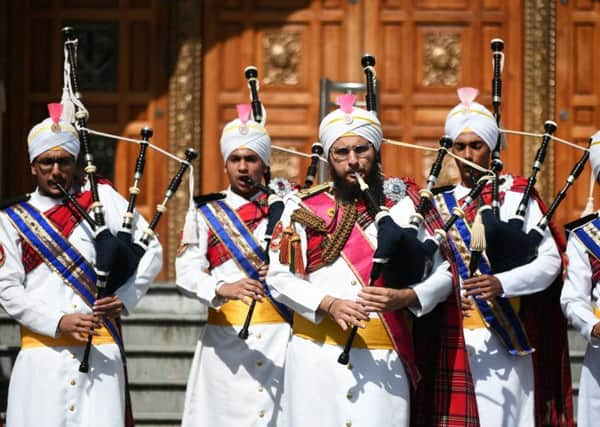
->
[3,201,124,352]
[199,199,292,323]
[296,177,480,426]
[300,190,420,386]
[433,176,573,426]
[434,191,533,356]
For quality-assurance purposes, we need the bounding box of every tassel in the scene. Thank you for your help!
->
[181,207,199,244]
[470,208,487,252]
[278,226,293,266]
[290,233,305,277]
[581,173,595,217]
[60,87,76,124]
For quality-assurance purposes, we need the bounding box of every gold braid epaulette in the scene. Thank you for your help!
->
[297,182,331,200]
[290,200,358,268]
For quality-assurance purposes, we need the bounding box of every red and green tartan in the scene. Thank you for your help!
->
[458,176,574,427]
[403,177,480,427]
[205,194,268,270]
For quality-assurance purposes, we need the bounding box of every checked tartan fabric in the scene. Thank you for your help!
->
[206,193,268,270]
[403,177,480,427]
[456,176,573,427]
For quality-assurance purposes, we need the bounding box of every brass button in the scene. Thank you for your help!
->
[259,410,265,418]
[256,332,262,339]
[351,280,358,286]
[346,391,353,400]
[68,404,75,412]
[71,352,77,359]
[72,303,78,309]
[346,421,352,427]
[258,386,264,392]
[256,360,263,367]
[347,363,353,370]
[70,379,76,386]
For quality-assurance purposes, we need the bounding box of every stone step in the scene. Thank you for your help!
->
[129,379,187,417]
[134,412,182,427]
[121,313,204,348]
[126,346,194,383]
[134,283,207,317]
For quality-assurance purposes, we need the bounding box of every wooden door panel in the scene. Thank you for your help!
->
[203,0,363,191]
[370,0,522,187]
[204,0,522,196]
[6,0,169,277]
[556,1,600,226]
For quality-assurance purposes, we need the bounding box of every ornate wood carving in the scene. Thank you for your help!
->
[168,0,203,279]
[263,31,300,86]
[523,0,555,201]
[423,32,460,87]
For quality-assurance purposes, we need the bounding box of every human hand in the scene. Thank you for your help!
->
[462,274,503,300]
[319,296,369,331]
[216,278,265,304]
[57,313,102,342]
[461,295,475,317]
[93,295,124,319]
[357,287,418,312]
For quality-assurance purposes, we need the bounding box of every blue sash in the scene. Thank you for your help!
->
[199,200,292,323]
[4,201,124,351]
[439,192,533,356]
[574,217,600,261]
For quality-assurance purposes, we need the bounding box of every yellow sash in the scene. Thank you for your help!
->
[20,325,114,349]
[463,297,521,329]
[208,298,286,326]
[293,313,394,349]
[594,307,600,318]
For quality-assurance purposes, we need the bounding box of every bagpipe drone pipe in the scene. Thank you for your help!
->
[475,38,589,275]
[60,27,197,372]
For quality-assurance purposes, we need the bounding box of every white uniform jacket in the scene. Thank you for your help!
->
[175,188,290,427]
[0,182,162,427]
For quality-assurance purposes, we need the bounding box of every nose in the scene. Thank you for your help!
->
[347,149,359,168]
[463,146,474,161]
[50,161,62,175]
[238,158,248,172]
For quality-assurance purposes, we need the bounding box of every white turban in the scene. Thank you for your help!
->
[590,130,600,181]
[319,94,382,158]
[444,87,499,151]
[220,104,271,166]
[27,117,80,162]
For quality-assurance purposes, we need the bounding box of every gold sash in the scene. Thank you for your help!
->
[208,298,286,326]
[463,297,521,329]
[21,325,114,349]
[293,313,393,349]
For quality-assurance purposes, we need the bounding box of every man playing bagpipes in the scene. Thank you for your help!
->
[175,104,292,426]
[561,130,600,427]
[265,93,479,427]
[433,87,573,426]
[0,107,163,426]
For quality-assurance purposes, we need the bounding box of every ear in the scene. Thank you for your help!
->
[31,163,38,177]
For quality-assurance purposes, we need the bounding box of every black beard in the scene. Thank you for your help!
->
[331,163,384,206]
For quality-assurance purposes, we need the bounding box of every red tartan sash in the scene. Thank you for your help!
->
[591,255,600,284]
[454,175,573,426]
[206,194,268,270]
[22,190,94,273]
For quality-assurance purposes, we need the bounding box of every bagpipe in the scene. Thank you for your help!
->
[471,39,590,276]
[336,54,492,364]
[59,27,197,372]
[236,66,290,339]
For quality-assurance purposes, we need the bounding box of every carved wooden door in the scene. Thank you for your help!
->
[202,0,523,191]
[555,0,600,226]
[5,0,170,277]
